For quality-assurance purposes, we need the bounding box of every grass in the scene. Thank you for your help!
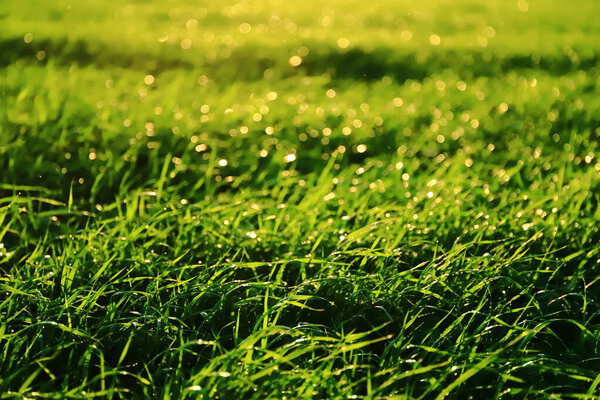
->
[1,0,599,398]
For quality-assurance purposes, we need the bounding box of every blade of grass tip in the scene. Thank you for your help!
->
[28,196,64,207]
[114,195,124,220]
[37,321,89,338]
[157,153,172,200]
[100,351,106,393]
[79,345,94,385]
[0,215,11,243]
[89,170,105,204]
[203,147,218,193]
[118,168,134,197]
[126,192,139,222]
[0,183,52,193]
[68,180,74,213]
[35,359,56,380]
[587,373,600,396]
[91,254,117,284]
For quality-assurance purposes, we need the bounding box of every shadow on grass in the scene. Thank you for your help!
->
[1,36,598,83]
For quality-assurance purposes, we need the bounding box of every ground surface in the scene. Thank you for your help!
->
[1,0,599,398]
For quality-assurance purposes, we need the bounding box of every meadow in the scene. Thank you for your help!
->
[0,0,599,398]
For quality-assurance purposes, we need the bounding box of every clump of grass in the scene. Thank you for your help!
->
[1,0,599,398]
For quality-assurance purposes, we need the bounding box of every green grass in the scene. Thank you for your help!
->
[1,0,599,398]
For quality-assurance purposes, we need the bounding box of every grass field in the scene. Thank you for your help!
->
[1,0,599,398]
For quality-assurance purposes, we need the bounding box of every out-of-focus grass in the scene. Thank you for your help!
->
[2,0,600,78]
[0,0,599,399]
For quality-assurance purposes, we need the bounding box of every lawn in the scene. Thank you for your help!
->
[0,0,599,398]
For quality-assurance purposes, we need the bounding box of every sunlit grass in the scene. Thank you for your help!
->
[1,0,599,398]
